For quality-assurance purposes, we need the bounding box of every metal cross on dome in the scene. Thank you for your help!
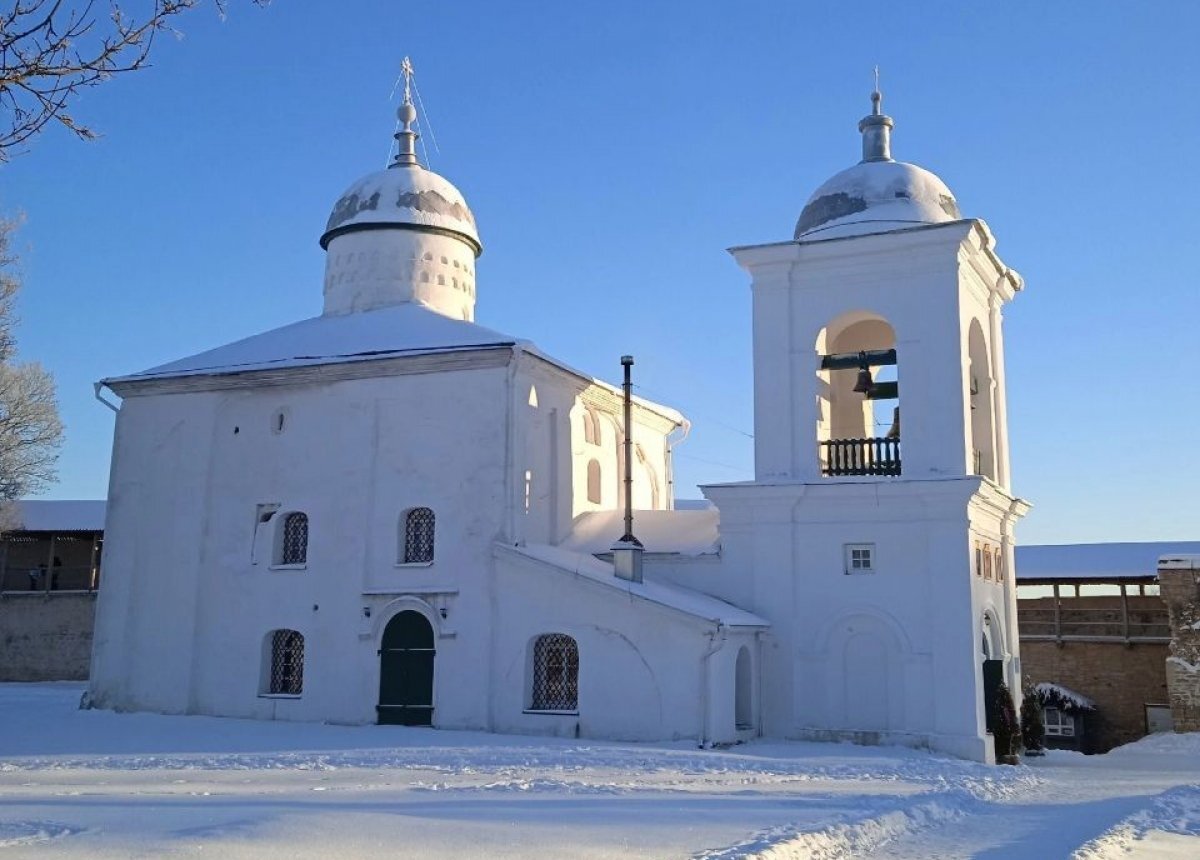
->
[400,56,415,106]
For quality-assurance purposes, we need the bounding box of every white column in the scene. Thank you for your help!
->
[988,291,1012,489]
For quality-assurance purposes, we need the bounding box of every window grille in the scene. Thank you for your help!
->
[280,512,308,565]
[531,633,579,711]
[403,507,436,563]
[268,629,304,695]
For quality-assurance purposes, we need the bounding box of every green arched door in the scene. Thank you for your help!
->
[377,611,435,726]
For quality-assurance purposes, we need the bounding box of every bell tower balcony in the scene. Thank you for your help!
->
[820,437,901,477]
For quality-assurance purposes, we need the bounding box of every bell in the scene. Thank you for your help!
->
[886,406,900,439]
[853,367,875,394]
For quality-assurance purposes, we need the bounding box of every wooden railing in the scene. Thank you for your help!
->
[1017,599,1171,643]
[821,437,901,477]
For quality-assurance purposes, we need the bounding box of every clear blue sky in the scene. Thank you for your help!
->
[3,1,1197,544]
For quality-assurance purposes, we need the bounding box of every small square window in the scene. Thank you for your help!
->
[844,543,875,574]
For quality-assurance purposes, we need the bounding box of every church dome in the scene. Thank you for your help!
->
[794,160,960,240]
[794,85,961,241]
[320,162,481,256]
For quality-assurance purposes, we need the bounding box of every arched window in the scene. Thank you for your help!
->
[582,409,599,446]
[735,646,753,730]
[402,507,436,564]
[586,459,601,504]
[530,633,579,712]
[279,512,308,565]
[265,629,304,695]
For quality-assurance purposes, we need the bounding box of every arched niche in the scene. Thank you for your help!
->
[967,319,996,480]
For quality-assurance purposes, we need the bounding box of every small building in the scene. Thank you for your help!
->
[1015,541,1199,752]
[0,500,107,681]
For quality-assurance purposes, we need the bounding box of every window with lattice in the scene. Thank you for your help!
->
[266,629,304,695]
[278,512,308,565]
[530,633,579,712]
[402,507,435,564]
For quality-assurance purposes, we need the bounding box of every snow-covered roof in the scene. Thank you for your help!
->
[103,303,523,384]
[560,509,720,556]
[505,543,768,628]
[100,304,685,428]
[321,163,480,254]
[1015,541,1200,581]
[1033,682,1096,711]
[10,500,106,532]
[794,160,961,241]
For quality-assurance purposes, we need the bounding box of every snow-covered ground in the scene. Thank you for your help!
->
[0,684,1196,858]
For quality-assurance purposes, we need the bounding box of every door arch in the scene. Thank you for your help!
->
[377,610,435,726]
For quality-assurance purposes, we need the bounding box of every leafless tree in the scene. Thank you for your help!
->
[0,0,267,160]
[0,217,63,512]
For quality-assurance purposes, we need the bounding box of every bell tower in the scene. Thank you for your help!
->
[706,82,1031,763]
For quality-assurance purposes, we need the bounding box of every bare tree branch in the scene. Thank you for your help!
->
[0,218,63,500]
[0,0,269,160]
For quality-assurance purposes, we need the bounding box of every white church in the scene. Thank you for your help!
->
[88,74,1029,763]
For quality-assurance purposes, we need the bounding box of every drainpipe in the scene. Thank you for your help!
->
[664,418,691,511]
[93,382,120,413]
[698,623,727,748]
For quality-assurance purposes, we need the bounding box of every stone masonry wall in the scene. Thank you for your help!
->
[0,593,96,681]
[1160,566,1200,732]
[1020,639,1168,753]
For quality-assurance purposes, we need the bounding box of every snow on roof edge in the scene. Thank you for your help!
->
[500,542,768,628]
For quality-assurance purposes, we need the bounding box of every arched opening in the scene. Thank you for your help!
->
[815,312,900,477]
[377,610,435,726]
[980,612,1003,738]
[735,646,753,730]
[968,319,996,480]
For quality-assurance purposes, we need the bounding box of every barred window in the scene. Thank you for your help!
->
[279,512,308,565]
[266,629,304,695]
[403,507,435,564]
[530,633,579,712]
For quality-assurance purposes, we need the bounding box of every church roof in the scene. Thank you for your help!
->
[100,304,687,426]
[505,543,769,628]
[102,303,522,384]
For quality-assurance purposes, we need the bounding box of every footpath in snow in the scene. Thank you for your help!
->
[0,683,1197,858]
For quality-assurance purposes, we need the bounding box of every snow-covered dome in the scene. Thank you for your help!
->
[794,88,962,241]
[320,162,481,256]
[319,86,482,322]
[794,160,960,240]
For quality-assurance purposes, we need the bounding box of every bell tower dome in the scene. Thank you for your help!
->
[320,59,482,321]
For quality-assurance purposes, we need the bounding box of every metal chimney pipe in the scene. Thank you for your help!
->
[612,355,643,583]
[621,355,635,542]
